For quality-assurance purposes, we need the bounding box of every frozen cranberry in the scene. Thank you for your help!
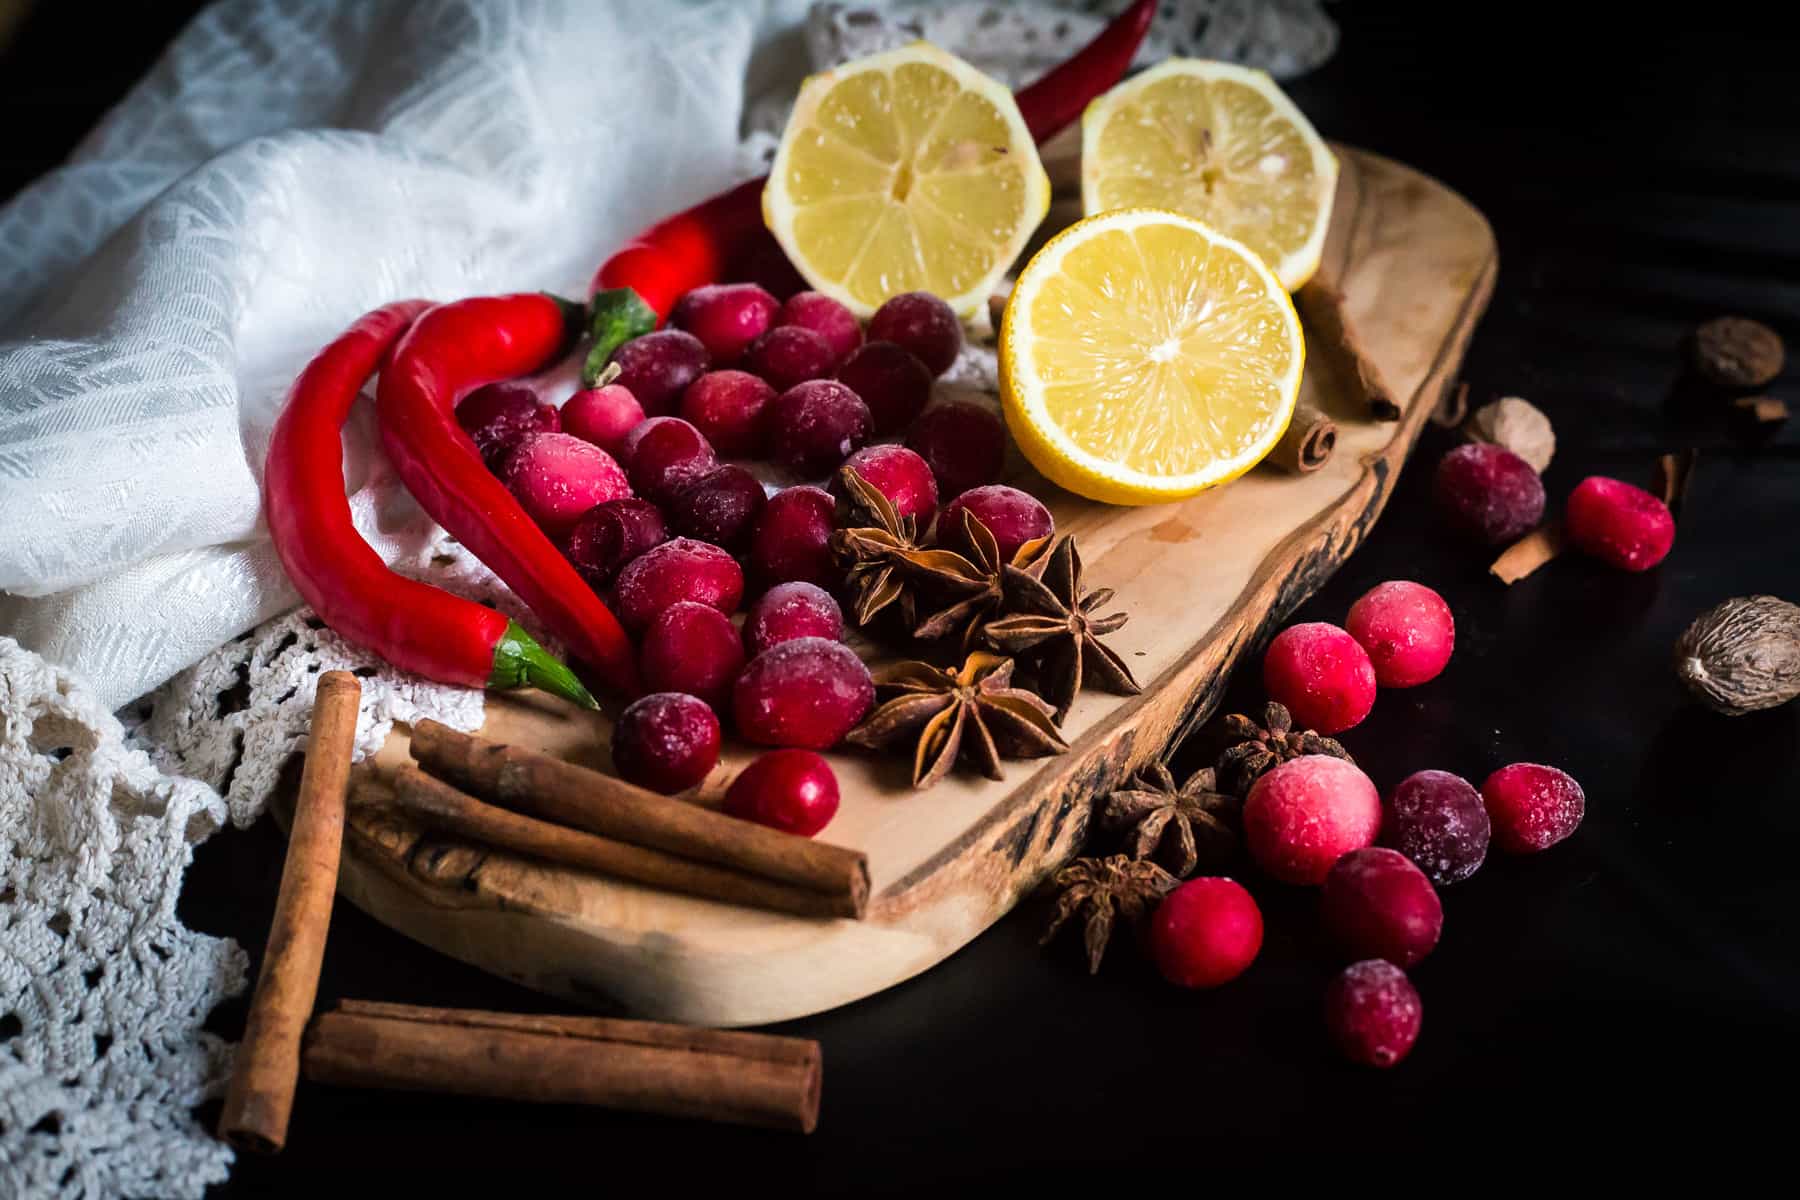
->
[764,380,872,478]
[744,325,837,391]
[1382,769,1490,886]
[1262,622,1378,735]
[743,581,844,656]
[679,370,776,459]
[1433,442,1545,546]
[747,485,838,589]
[905,399,1006,497]
[612,536,744,633]
[1564,476,1675,571]
[733,637,874,749]
[829,444,939,523]
[1325,960,1422,1069]
[1244,755,1382,886]
[561,382,644,457]
[668,464,766,552]
[724,749,841,837]
[1345,580,1455,688]
[611,692,720,795]
[867,291,962,376]
[670,283,778,366]
[561,496,668,591]
[502,432,631,538]
[607,329,710,416]
[1322,847,1443,968]
[938,485,1053,563]
[620,416,718,506]
[836,341,933,434]
[775,291,862,364]
[1480,762,1585,854]
[458,381,560,472]
[1147,877,1263,989]
[638,601,745,711]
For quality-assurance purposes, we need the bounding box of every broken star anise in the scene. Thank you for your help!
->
[1098,763,1239,877]
[1039,854,1178,974]
[907,509,1051,650]
[1215,700,1354,796]
[828,466,929,629]
[844,651,1068,789]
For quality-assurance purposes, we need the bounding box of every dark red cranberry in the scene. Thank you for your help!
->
[612,692,720,794]
[670,283,778,366]
[747,485,838,589]
[620,416,717,506]
[867,291,961,375]
[744,325,838,391]
[638,601,746,711]
[607,329,710,416]
[742,582,844,656]
[724,749,841,837]
[836,341,934,434]
[764,380,872,478]
[668,464,767,552]
[562,497,668,590]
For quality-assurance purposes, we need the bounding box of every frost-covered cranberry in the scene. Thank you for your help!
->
[764,380,872,477]
[1382,769,1490,886]
[1148,877,1263,989]
[1262,622,1378,734]
[867,291,962,376]
[620,416,718,506]
[836,341,933,434]
[1480,762,1585,853]
[607,329,710,416]
[638,601,745,711]
[1244,755,1382,886]
[1325,960,1422,1069]
[679,370,776,459]
[670,283,778,366]
[1433,442,1545,545]
[742,581,843,656]
[830,444,939,523]
[1564,476,1675,571]
[503,433,631,538]
[724,749,841,837]
[1345,580,1455,688]
[938,485,1052,563]
[744,325,837,391]
[668,464,766,552]
[1322,848,1443,968]
[561,382,643,457]
[458,381,560,472]
[562,497,668,591]
[733,637,874,749]
[747,485,838,589]
[612,692,720,795]
[775,291,862,364]
[905,399,1006,497]
[611,537,744,633]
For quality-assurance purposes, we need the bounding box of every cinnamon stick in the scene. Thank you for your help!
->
[219,670,360,1154]
[1297,281,1401,421]
[1490,523,1566,585]
[302,1000,822,1133]
[1650,448,1699,518]
[409,719,868,907]
[1269,402,1338,473]
[390,765,861,919]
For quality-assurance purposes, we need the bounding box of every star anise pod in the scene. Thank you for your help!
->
[1215,700,1354,796]
[828,466,928,629]
[845,651,1069,788]
[982,534,1140,723]
[906,509,1051,651]
[1098,763,1239,877]
[1039,854,1178,974]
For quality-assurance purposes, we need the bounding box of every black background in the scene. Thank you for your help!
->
[5,2,1798,1190]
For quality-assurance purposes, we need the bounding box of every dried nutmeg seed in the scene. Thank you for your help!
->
[1464,396,1555,473]
[1674,595,1800,715]
[1690,317,1784,389]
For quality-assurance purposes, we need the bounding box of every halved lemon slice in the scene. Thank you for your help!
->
[763,43,1050,319]
[1081,59,1337,292]
[1000,208,1304,505]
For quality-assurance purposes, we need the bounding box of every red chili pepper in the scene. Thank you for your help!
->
[376,293,642,697]
[1014,0,1156,143]
[264,302,597,708]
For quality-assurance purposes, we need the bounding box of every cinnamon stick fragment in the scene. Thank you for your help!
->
[1650,448,1699,518]
[1269,402,1338,473]
[1733,395,1789,426]
[303,1000,822,1133]
[219,670,361,1154]
[1490,523,1566,585]
[1297,281,1401,421]
[390,765,861,919]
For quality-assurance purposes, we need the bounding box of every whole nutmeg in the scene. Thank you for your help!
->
[1674,595,1800,715]
[1690,316,1784,389]
[1464,396,1555,473]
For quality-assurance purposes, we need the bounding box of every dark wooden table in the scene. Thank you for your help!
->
[6,3,1797,1189]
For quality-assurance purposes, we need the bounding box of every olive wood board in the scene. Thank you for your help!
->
[321,145,1497,1027]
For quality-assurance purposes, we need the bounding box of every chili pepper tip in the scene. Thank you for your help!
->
[490,620,600,710]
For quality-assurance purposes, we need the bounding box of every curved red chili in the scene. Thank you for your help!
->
[264,302,597,708]
[1013,0,1156,144]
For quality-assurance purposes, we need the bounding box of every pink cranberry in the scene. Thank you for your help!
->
[1382,769,1490,886]
[744,326,838,391]
[1564,476,1675,571]
[611,692,720,795]
[905,399,1006,497]
[829,444,939,523]
[1147,878,1263,989]
[1261,622,1378,735]
[763,380,872,478]
[679,370,776,459]
[836,341,933,434]
[743,581,844,656]
[1325,960,1422,1069]
[1243,755,1382,886]
[1322,847,1443,968]
[611,536,744,633]
[938,485,1053,563]
[724,749,841,837]
[775,291,862,364]
[606,329,710,416]
[620,416,718,506]
[747,485,838,589]
[638,601,745,711]
[1433,442,1545,545]
[1345,580,1455,688]
[670,283,778,366]
[561,497,668,591]
[1480,762,1585,853]
[502,432,631,538]
[458,381,561,471]
[732,637,874,749]
[561,382,644,457]
[867,291,962,376]
[668,464,766,552]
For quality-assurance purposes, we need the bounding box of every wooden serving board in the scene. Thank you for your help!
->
[334,146,1496,1027]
